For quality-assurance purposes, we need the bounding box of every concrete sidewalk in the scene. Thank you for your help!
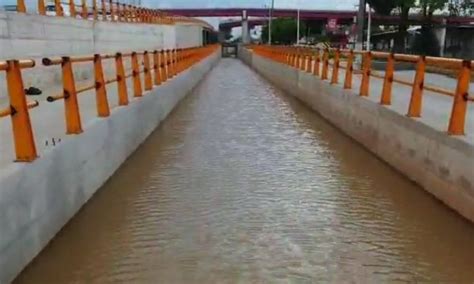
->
[323,63,474,143]
[1,68,172,168]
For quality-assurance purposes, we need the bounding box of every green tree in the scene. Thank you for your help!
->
[366,0,397,15]
[448,0,473,15]
[367,0,450,52]
[261,18,306,44]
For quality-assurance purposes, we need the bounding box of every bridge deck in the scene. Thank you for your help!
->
[14,59,474,283]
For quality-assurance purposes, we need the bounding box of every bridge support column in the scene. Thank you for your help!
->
[218,30,225,43]
[241,10,250,44]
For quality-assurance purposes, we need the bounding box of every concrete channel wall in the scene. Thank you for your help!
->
[0,12,204,100]
[0,50,221,283]
[239,48,474,223]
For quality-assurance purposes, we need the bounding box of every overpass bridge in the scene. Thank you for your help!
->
[1,3,474,284]
[161,8,474,25]
[162,8,474,44]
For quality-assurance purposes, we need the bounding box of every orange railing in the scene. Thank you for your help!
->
[13,0,211,27]
[0,60,39,162]
[0,44,219,162]
[250,45,473,136]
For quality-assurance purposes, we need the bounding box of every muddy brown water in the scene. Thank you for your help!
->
[15,59,474,283]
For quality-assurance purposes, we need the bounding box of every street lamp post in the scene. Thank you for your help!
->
[356,0,366,51]
[297,8,300,45]
[366,3,371,51]
[268,0,274,45]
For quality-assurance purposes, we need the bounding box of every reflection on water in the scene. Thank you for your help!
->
[16,59,474,283]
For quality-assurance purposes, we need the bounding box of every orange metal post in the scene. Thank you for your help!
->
[143,51,153,91]
[101,0,106,21]
[168,49,174,77]
[115,53,129,106]
[115,2,121,21]
[331,49,340,84]
[293,48,300,68]
[38,0,46,15]
[5,60,38,162]
[17,0,26,13]
[380,53,395,105]
[297,49,304,70]
[121,3,127,22]
[110,0,115,21]
[160,50,167,82]
[305,53,311,73]
[167,50,175,78]
[135,7,140,22]
[93,54,110,117]
[55,0,64,16]
[131,52,143,97]
[147,9,152,23]
[131,5,136,22]
[173,49,178,76]
[141,8,146,23]
[407,56,426,117]
[153,51,162,85]
[93,0,98,20]
[175,49,181,74]
[313,49,320,76]
[81,0,87,19]
[60,57,83,134]
[344,49,354,89]
[290,49,296,67]
[288,48,293,66]
[448,60,471,135]
[321,49,329,80]
[162,50,169,80]
[298,49,305,70]
[175,48,181,75]
[145,8,149,23]
[286,50,291,65]
[359,52,371,97]
[292,50,298,67]
[128,4,133,22]
[123,4,129,22]
[69,0,76,18]
[138,7,143,23]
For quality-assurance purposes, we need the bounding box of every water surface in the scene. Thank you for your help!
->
[16,59,474,283]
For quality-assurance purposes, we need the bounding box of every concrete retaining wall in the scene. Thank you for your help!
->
[0,50,221,283]
[239,48,474,223]
[0,12,204,99]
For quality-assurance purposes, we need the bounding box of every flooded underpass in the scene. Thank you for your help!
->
[15,59,474,283]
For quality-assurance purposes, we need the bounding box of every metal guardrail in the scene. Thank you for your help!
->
[13,0,212,27]
[250,45,473,136]
[0,44,219,162]
[0,60,39,162]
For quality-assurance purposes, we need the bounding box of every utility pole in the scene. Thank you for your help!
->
[356,0,366,51]
[297,8,300,45]
[366,3,371,51]
[268,0,274,45]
